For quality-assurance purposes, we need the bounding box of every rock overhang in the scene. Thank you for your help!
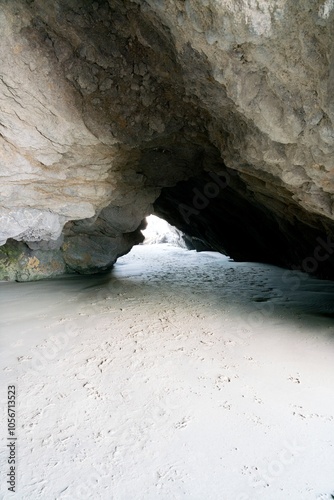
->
[0,0,334,280]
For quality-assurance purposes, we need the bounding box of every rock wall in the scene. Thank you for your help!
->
[0,0,334,279]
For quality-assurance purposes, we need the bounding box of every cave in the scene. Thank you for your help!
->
[1,0,334,280]
[1,1,334,498]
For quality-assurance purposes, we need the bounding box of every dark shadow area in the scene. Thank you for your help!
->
[154,170,334,280]
[14,247,332,339]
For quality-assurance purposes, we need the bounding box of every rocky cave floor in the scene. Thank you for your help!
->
[1,243,334,500]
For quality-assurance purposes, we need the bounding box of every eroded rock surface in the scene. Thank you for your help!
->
[0,0,334,279]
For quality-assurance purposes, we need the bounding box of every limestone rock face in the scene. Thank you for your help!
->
[0,0,334,279]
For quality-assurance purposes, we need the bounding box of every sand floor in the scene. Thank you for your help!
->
[1,244,334,500]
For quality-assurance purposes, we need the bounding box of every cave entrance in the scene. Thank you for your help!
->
[141,214,189,249]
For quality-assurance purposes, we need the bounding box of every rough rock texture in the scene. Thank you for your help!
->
[0,0,334,279]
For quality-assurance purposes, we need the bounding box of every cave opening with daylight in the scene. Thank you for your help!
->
[141,214,189,247]
[1,0,334,498]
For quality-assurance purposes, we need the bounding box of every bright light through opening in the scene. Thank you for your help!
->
[141,214,187,247]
